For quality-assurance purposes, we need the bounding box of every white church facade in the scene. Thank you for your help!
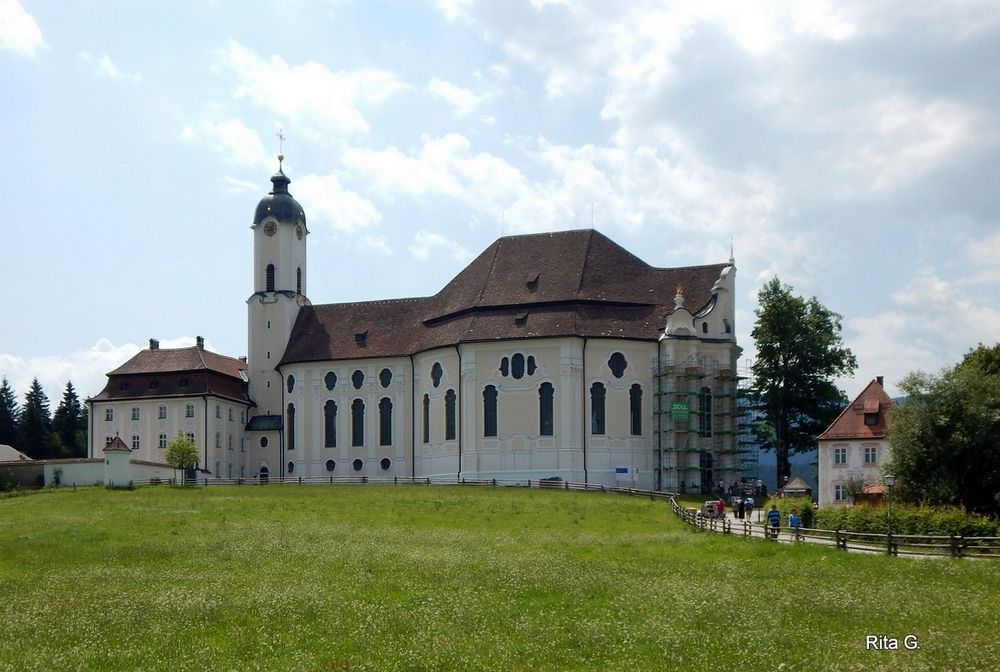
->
[89,164,743,492]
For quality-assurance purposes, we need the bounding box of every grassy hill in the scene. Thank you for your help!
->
[1,485,997,671]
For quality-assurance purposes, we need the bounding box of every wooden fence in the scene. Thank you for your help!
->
[669,497,1000,559]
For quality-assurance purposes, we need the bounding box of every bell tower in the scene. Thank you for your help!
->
[247,154,308,421]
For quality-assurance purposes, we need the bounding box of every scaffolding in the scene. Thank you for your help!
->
[653,357,749,494]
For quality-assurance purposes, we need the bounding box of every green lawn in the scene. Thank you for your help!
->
[1,485,997,671]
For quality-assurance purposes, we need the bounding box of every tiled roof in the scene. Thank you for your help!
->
[0,444,32,462]
[108,346,246,378]
[280,229,730,365]
[817,378,894,441]
[90,346,249,403]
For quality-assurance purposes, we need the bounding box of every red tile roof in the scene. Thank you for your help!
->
[280,229,730,365]
[817,379,894,441]
[90,346,248,403]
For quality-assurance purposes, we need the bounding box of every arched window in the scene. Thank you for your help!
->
[511,353,525,379]
[590,382,606,435]
[445,389,456,441]
[539,382,554,436]
[286,403,295,450]
[630,384,643,436]
[422,394,430,444]
[379,397,392,446]
[296,266,302,294]
[266,264,275,292]
[351,399,365,447]
[699,386,712,438]
[324,400,337,448]
[483,385,498,437]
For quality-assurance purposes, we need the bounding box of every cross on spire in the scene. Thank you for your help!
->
[275,128,286,171]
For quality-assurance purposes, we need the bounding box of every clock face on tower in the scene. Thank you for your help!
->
[263,221,277,237]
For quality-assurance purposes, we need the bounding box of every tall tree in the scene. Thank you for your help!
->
[888,343,1000,516]
[165,434,199,484]
[0,377,18,448]
[52,381,86,458]
[751,278,857,486]
[18,378,53,459]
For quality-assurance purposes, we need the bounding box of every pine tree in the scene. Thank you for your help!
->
[18,378,53,459]
[53,381,86,458]
[0,377,18,448]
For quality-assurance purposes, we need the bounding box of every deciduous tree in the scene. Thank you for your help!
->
[165,434,199,484]
[888,343,1000,516]
[751,278,857,485]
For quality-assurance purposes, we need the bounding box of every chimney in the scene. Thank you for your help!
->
[196,335,205,349]
[876,375,884,387]
[149,338,159,350]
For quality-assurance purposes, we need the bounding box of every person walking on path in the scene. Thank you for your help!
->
[789,509,801,541]
[716,497,725,518]
[767,505,780,539]
[744,496,754,521]
[737,497,745,520]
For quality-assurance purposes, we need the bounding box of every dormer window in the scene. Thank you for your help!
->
[355,330,368,345]
[526,273,539,291]
[864,413,878,426]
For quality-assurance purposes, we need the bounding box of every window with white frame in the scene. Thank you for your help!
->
[228,435,233,451]
[215,432,221,449]
[185,403,194,418]
[158,433,167,449]
[105,408,113,422]
[834,446,847,465]
[864,445,877,465]
[215,404,221,419]
[158,405,167,420]
[186,432,195,443]
[834,484,846,501]
[131,407,140,421]
[131,434,140,450]
[228,408,233,421]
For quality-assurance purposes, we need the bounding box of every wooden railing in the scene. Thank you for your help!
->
[668,496,1000,559]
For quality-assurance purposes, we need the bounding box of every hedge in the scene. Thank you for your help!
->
[815,504,998,537]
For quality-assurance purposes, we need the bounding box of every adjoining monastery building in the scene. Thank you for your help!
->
[88,164,743,491]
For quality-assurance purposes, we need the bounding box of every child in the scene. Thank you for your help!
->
[789,509,801,541]
[767,504,780,539]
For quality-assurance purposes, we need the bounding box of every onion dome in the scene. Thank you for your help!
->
[253,155,306,227]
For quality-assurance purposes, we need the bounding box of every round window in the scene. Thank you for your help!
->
[380,457,391,471]
[352,458,363,472]
[325,459,336,472]
[260,436,269,448]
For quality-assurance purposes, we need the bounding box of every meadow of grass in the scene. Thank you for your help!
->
[1,484,997,671]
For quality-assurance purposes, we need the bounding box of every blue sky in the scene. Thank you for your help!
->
[2,0,999,404]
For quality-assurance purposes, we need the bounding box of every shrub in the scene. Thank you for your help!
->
[815,504,998,536]
[768,496,815,528]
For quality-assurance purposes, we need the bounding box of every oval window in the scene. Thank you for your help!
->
[286,375,295,393]
[287,461,295,474]
[431,362,443,387]
[380,457,391,471]
[511,353,525,379]
[260,436,269,448]
[325,459,336,472]
[608,352,627,378]
[352,370,365,390]
[352,458,363,472]
[379,368,392,388]
[324,371,337,390]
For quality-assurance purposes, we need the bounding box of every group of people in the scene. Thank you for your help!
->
[766,505,802,541]
[731,495,755,520]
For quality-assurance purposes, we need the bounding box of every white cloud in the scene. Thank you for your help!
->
[360,235,393,256]
[180,118,270,169]
[0,0,45,57]
[426,77,488,117]
[293,172,382,234]
[0,337,217,402]
[215,40,407,139]
[845,273,1000,396]
[409,230,474,263]
[79,51,142,82]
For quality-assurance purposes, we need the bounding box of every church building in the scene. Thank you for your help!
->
[89,162,743,492]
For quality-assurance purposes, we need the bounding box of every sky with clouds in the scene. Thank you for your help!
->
[2,0,999,405]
